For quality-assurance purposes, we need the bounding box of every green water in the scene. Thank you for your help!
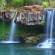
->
[0,44,55,55]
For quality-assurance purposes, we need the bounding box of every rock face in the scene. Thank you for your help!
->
[24,6,33,11]
[15,5,44,25]
[0,5,45,25]
[23,5,44,14]
[24,5,44,11]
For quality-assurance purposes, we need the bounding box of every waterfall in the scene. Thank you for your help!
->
[9,19,16,41]
[37,10,54,48]
[0,12,20,43]
[7,12,19,43]
[49,10,54,46]
[9,12,16,41]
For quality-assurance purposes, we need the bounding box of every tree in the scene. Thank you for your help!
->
[49,0,55,7]
[23,0,33,5]
[31,0,42,5]
[42,1,49,8]
[11,0,24,7]
[0,0,6,10]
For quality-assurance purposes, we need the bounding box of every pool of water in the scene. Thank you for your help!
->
[0,44,55,55]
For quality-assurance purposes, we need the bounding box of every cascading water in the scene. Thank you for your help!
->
[9,12,16,41]
[7,12,19,43]
[1,12,20,43]
[37,9,54,48]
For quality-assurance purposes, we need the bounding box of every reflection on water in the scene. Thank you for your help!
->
[9,45,15,55]
[44,49,53,55]
[0,44,55,55]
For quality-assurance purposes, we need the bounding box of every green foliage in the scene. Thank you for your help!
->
[0,0,6,9]
[42,0,55,8]
[42,1,49,8]
[23,0,33,5]
[49,0,55,7]
[11,0,24,7]
[31,0,42,5]
[1,0,55,8]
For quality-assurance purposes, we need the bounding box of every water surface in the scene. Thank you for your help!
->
[0,44,55,55]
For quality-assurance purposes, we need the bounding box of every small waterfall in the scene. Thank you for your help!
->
[49,10,54,46]
[37,10,54,48]
[9,12,17,41]
[0,12,20,43]
[8,12,18,43]
[9,18,16,41]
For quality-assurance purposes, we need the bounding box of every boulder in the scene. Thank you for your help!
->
[24,6,33,11]
[24,5,44,12]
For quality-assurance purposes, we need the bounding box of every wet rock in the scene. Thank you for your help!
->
[25,36,37,44]
[14,36,25,43]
